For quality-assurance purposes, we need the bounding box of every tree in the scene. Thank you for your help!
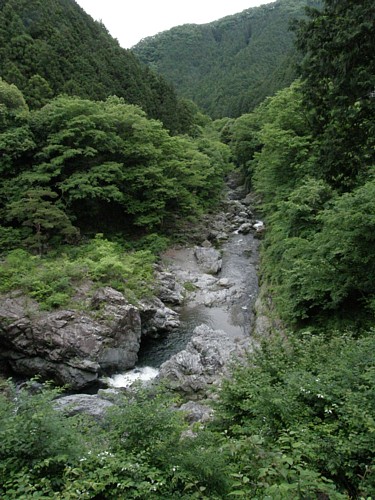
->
[217,333,375,497]
[0,77,29,129]
[6,188,79,254]
[24,74,53,109]
[2,94,230,245]
[251,82,313,210]
[294,0,375,189]
[0,0,195,133]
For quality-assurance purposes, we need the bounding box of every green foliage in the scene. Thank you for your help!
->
[0,0,194,134]
[0,236,156,309]
[105,388,185,460]
[294,0,375,189]
[216,333,375,498]
[0,379,87,498]
[250,82,314,210]
[24,74,53,109]
[0,78,27,111]
[77,235,155,301]
[0,381,230,499]
[6,188,80,254]
[128,233,170,255]
[0,93,231,248]
[229,38,374,329]
[133,0,318,118]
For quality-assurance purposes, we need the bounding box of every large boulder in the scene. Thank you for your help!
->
[159,324,249,396]
[53,394,114,420]
[178,401,214,424]
[154,269,184,305]
[0,287,142,389]
[139,297,180,337]
[194,246,222,274]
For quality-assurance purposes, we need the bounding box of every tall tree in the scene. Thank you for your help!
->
[294,0,375,189]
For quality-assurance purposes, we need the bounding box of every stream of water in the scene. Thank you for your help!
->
[105,230,259,388]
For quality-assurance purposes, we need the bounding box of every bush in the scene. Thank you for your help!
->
[0,235,156,309]
[0,380,87,497]
[216,332,375,498]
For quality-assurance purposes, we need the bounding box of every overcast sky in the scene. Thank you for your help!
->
[75,0,275,48]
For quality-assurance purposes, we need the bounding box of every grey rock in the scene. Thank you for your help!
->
[97,388,124,402]
[215,231,229,242]
[217,278,232,288]
[159,324,247,395]
[10,356,99,388]
[155,271,184,305]
[194,247,222,274]
[53,394,114,420]
[201,239,212,248]
[139,297,180,337]
[179,401,214,423]
[0,287,142,389]
[253,220,265,233]
[237,222,253,234]
[241,192,255,206]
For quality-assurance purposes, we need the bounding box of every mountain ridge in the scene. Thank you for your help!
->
[0,0,192,133]
[133,0,321,118]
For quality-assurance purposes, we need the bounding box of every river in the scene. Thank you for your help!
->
[105,211,260,388]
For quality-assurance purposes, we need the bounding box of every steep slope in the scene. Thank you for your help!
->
[133,0,320,118]
[0,0,190,133]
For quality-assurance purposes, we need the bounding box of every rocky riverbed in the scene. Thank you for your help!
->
[0,176,264,419]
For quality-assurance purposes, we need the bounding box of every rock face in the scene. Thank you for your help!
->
[139,297,180,337]
[154,269,184,305]
[0,287,143,390]
[0,283,185,390]
[159,324,250,396]
[178,401,214,424]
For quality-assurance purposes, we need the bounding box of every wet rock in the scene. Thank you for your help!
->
[97,388,124,402]
[253,220,265,233]
[159,324,249,395]
[155,270,184,305]
[199,289,231,307]
[241,192,255,206]
[215,231,229,242]
[11,357,100,388]
[193,274,218,289]
[201,239,212,248]
[139,297,180,337]
[194,246,222,274]
[217,278,232,288]
[237,222,253,234]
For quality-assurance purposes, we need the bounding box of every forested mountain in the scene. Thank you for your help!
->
[0,0,193,133]
[229,0,375,332]
[0,0,232,254]
[133,0,320,118]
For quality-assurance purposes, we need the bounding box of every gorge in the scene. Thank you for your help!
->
[0,177,263,400]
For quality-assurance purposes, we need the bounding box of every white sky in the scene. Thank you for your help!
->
[75,0,275,48]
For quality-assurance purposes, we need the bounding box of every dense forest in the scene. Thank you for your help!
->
[0,0,198,134]
[1,0,374,498]
[133,0,320,118]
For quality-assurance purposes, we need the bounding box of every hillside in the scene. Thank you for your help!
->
[0,0,191,133]
[133,0,320,118]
